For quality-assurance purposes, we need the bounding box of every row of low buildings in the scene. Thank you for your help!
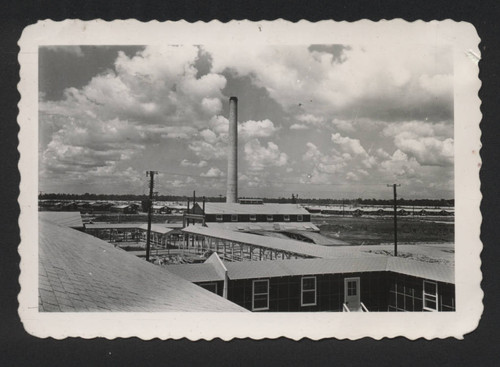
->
[39,201,190,215]
[305,205,455,217]
[39,200,455,313]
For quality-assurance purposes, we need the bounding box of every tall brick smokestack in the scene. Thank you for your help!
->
[226,97,238,203]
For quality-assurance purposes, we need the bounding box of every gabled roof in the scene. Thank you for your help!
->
[39,211,83,228]
[39,220,246,312]
[163,263,224,282]
[196,203,309,215]
[165,256,454,284]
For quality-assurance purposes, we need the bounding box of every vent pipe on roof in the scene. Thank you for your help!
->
[226,97,238,203]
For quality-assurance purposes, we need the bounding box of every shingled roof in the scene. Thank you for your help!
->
[39,211,83,228]
[39,219,246,312]
[166,256,454,284]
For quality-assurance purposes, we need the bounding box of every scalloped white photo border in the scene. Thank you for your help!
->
[18,19,482,340]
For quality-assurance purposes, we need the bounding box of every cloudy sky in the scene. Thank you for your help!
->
[39,44,454,199]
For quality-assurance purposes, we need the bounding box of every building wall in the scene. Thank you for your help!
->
[387,272,455,312]
[204,214,311,223]
[196,281,224,298]
[220,271,455,312]
[226,272,390,312]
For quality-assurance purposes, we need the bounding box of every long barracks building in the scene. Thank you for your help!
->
[166,226,455,313]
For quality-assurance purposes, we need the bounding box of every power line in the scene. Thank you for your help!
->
[154,169,396,187]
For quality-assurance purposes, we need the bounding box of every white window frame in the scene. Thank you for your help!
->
[249,214,257,221]
[283,214,290,221]
[231,214,238,222]
[252,279,270,311]
[423,280,438,312]
[216,214,223,222]
[297,214,303,222]
[266,215,274,222]
[301,276,317,306]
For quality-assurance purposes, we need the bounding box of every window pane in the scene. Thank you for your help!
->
[303,278,315,290]
[424,281,436,294]
[254,281,268,294]
[347,281,357,296]
[405,295,414,311]
[397,293,404,308]
[424,299,436,310]
[303,291,315,305]
[254,293,268,309]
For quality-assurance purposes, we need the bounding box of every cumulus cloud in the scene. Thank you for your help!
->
[40,45,229,188]
[206,43,453,122]
[383,121,454,166]
[331,119,355,133]
[296,114,325,127]
[240,119,278,139]
[302,142,346,175]
[244,139,288,171]
[200,167,225,177]
[290,123,309,130]
[188,140,227,160]
[379,150,422,179]
[180,159,208,168]
[331,133,368,156]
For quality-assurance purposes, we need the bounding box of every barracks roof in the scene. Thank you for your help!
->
[166,256,454,284]
[195,203,309,215]
[38,219,246,312]
[39,211,83,228]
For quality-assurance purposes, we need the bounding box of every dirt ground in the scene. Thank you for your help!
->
[314,215,454,246]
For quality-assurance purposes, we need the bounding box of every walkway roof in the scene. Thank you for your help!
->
[39,219,246,312]
[85,222,176,235]
[183,225,376,259]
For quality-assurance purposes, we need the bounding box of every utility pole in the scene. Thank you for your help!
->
[387,184,401,257]
[145,171,158,262]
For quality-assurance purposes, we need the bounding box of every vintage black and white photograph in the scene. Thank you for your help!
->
[18,20,482,339]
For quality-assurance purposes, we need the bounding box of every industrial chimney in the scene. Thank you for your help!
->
[226,97,238,203]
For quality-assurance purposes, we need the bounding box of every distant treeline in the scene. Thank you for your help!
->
[39,193,454,207]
